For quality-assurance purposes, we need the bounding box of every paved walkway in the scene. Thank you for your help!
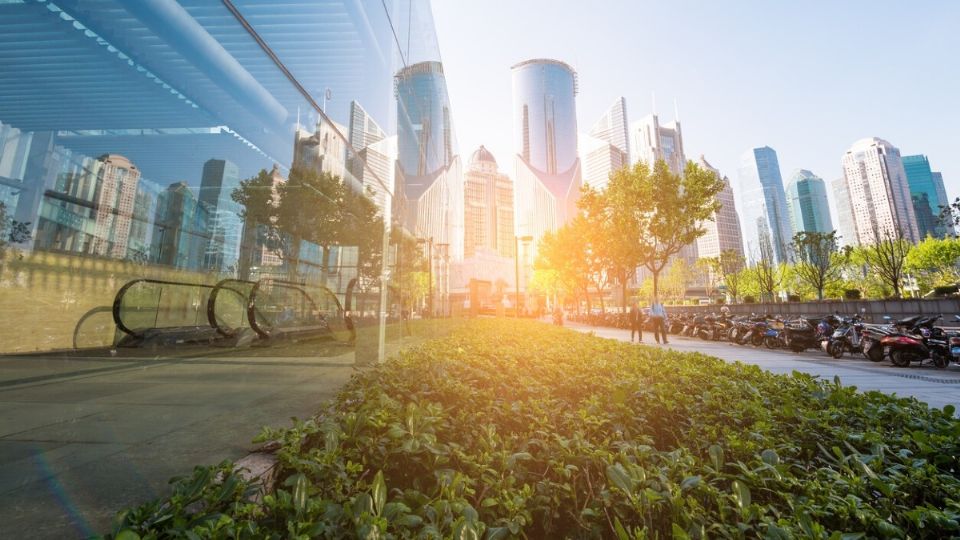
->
[0,347,362,539]
[566,321,960,412]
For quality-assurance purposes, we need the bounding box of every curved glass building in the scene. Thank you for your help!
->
[511,59,581,242]
[786,170,833,235]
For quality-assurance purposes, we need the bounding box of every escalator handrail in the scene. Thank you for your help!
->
[207,278,256,337]
[247,278,343,339]
[113,278,215,337]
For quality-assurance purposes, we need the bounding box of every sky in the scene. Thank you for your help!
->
[431,0,960,217]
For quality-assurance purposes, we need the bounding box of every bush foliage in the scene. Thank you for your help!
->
[104,319,960,539]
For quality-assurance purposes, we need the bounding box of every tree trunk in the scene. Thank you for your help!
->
[621,279,628,313]
[652,270,660,301]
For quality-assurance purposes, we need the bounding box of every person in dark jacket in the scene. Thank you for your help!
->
[629,301,643,342]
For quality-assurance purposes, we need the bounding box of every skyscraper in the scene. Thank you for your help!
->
[832,177,858,247]
[581,97,629,191]
[199,158,243,274]
[839,138,919,245]
[347,100,393,219]
[89,154,141,259]
[293,116,349,181]
[695,156,744,260]
[932,172,955,236]
[463,146,514,260]
[629,113,685,174]
[395,60,462,260]
[902,155,950,239]
[785,169,833,235]
[737,146,792,264]
[589,97,630,164]
[512,59,581,243]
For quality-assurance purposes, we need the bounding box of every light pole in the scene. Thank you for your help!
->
[435,242,449,317]
[417,236,433,317]
[515,235,533,318]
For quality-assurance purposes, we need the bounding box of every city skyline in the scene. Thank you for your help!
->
[432,1,960,216]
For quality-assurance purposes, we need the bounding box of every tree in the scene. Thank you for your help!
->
[791,231,849,300]
[605,160,724,300]
[752,234,782,302]
[696,257,720,299]
[536,227,591,313]
[0,201,31,261]
[578,185,640,312]
[717,250,746,303]
[661,258,694,302]
[905,236,960,293]
[860,226,912,298]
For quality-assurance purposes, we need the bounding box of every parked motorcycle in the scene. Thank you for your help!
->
[826,315,865,359]
[881,315,949,368]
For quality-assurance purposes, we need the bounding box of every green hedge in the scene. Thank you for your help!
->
[103,319,960,539]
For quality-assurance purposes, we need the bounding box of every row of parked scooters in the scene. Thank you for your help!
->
[665,312,960,368]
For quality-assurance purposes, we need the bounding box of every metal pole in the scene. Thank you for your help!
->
[515,235,520,319]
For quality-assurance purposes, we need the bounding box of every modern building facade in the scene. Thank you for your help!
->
[839,138,920,245]
[696,156,744,260]
[589,97,630,165]
[832,177,858,247]
[902,155,951,238]
[785,169,833,235]
[629,113,685,174]
[463,146,514,260]
[395,60,462,260]
[737,146,793,264]
[199,159,243,274]
[511,59,581,247]
[580,133,627,191]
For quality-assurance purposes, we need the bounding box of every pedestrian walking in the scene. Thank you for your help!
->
[629,301,643,342]
[649,297,669,344]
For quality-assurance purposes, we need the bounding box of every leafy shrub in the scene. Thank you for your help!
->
[844,289,862,300]
[786,294,801,302]
[102,319,960,539]
[742,295,757,304]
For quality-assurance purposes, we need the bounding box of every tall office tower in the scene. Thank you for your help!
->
[347,101,393,219]
[737,146,793,264]
[512,59,581,244]
[89,154,141,259]
[786,169,833,235]
[695,156,744,260]
[629,112,685,174]
[839,138,919,245]
[152,182,209,271]
[580,133,627,191]
[463,146,514,260]
[199,159,243,273]
[832,178,858,247]
[395,61,462,260]
[902,155,950,238]
[293,116,348,180]
[590,97,630,164]
[127,179,162,263]
[932,171,955,236]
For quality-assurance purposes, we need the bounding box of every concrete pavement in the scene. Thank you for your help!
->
[566,321,960,412]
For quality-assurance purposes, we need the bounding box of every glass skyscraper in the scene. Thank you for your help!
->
[511,59,581,244]
[737,146,793,264]
[0,2,454,534]
[786,169,833,235]
[902,154,951,238]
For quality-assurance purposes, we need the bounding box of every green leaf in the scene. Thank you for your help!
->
[731,480,751,510]
[481,497,499,507]
[680,475,701,491]
[291,473,308,514]
[485,527,510,540]
[613,517,630,540]
[114,531,141,540]
[606,463,633,495]
[397,514,423,528]
[944,404,956,417]
[761,449,779,466]
[709,444,724,470]
[371,470,386,516]
[672,523,691,540]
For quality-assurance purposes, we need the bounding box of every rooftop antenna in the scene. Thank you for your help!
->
[674,98,681,123]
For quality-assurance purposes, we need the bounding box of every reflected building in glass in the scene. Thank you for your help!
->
[785,169,833,235]
[737,146,793,264]
[395,61,463,260]
[511,59,581,245]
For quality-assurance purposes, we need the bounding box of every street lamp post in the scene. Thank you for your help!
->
[515,235,533,318]
[435,242,449,317]
[417,237,433,317]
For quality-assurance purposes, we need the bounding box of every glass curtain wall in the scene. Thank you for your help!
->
[0,2,453,535]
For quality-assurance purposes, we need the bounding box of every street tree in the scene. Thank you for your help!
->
[718,249,746,303]
[791,231,849,300]
[905,236,960,292]
[752,235,782,302]
[859,226,912,298]
[605,160,724,300]
[578,185,641,312]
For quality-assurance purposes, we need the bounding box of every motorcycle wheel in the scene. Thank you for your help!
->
[864,345,884,363]
[763,335,779,349]
[751,334,764,347]
[828,340,844,359]
[932,351,949,369]
[890,349,911,368]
